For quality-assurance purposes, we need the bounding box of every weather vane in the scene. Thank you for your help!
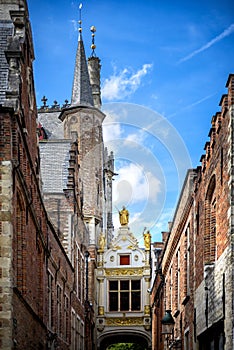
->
[78,3,82,32]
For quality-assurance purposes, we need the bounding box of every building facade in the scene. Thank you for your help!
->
[96,212,152,349]
[151,74,234,350]
[0,0,114,349]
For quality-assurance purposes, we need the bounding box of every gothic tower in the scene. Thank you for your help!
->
[59,17,113,304]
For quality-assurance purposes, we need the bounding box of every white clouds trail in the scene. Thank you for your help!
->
[102,63,153,100]
[178,23,234,64]
[168,93,217,119]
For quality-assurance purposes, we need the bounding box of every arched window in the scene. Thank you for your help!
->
[204,175,216,264]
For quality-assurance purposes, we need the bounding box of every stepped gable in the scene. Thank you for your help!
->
[199,74,234,174]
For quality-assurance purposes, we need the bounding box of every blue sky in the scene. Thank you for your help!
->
[28,0,234,242]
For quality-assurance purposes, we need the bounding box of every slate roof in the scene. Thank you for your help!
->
[0,21,13,105]
[39,140,71,193]
[38,110,64,139]
[71,33,94,107]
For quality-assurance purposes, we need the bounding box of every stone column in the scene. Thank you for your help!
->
[97,278,105,316]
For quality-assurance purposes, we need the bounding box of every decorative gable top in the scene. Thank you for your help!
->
[103,226,145,269]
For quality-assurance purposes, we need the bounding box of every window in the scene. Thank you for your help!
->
[170,267,173,310]
[186,225,190,296]
[183,224,190,300]
[48,272,53,329]
[80,322,84,349]
[176,249,180,309]
[57,285,62,336]
[16,194,26,293]
[64,294,69,342]
[71,310,76,350]
[185,329,190,350]
[196,204,200,235]
[205,175,216,264]
[109,280,141,311]
[76,245,84,301]
[76,246,81,299]
[71,311,84,350]
[119,255,130,265]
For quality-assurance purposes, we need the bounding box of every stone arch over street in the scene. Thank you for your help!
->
[97,330,151,349]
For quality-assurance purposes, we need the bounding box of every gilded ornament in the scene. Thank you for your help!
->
[111,245,122,251]
[144,305,151,315]
[143,230,151,250]
[127,245,136,250]
[98,306,104,316]
[106,317,143,326]
[118,206,129,226]
[98,232,105,252]
[105,268,143,276]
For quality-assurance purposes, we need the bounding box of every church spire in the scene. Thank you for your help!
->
[71,3,94,107]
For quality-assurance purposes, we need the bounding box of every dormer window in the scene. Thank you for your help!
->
[119,255,130,265]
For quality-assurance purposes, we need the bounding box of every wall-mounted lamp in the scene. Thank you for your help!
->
[161,310,175,335]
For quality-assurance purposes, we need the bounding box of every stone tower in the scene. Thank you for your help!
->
[59,21,113,304]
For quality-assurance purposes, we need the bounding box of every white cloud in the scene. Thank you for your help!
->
[124,129,146,145]
[102,64,153,100]
[178,23,234,64]
[70,19,78,32]
[113,162,161,206]
[103,122,122,143]
[168,93,217,119]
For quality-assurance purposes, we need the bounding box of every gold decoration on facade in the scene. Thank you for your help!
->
[118,206,129,226]
[144,305,151,315]
[143,230,151,250]
[105,268,143,276]
[98,232,105,252]
[98,306,104,316]
[106,317,143,326]
[111,245,122,251]
[127,245,137,250]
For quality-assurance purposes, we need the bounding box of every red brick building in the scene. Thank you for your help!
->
[0,0,113,349]
[151,74,234,350]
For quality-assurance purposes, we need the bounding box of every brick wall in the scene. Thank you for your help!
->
[0,2,91,348]
[151,74,234,350]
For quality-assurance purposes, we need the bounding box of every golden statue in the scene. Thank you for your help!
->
[98,232,105,252]
[143,230,151,250]
[119,206,129,226]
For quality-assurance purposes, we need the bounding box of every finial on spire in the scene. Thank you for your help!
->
[90,25,96,57]
[78,3,83,32]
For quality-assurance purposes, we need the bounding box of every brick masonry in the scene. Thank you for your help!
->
[0,2,94,349]
[151,75,234,350]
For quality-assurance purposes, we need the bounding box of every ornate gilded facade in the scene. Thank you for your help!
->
[96,221,152,349]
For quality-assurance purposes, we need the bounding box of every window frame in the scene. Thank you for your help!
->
[119,254,130,265]
[108,279,141,312]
